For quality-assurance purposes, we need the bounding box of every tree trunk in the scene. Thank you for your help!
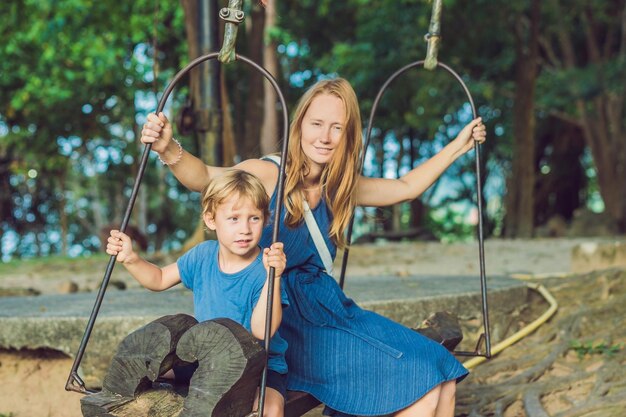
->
[81,313,459,417]
[407,133,427,230]
[83,181,106,246]
[505,0,540,238]
[260,0,279,154]
[242,3,266,159]
[81,316,265,417]
[220,71,238,165]
[179,0,222,250]
[375,135,392,232]
[533,120,586,226]
[549,0,626,231]
[391,132,404,231]
[102,314,199,398]
[134,121,148,243]
[577,97,626,230]
[0,150,10,257]
[58,171,68,256]
[181,0,221,165]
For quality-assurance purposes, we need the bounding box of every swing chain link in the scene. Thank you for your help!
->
[218,0,245,64]
[424,0,442,70]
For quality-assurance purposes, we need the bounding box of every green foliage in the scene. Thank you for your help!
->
[0,253,109,276]
[0,0,188,259]
[2,0,623,258]
[568,340,623,360]
[426,205,476,243]
[274,0,515,238]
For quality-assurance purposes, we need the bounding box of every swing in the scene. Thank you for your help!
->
[67,1,491,416]
[67,4,289,416]
[338,0,492,359]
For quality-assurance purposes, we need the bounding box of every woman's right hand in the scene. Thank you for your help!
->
[141,112,173,154]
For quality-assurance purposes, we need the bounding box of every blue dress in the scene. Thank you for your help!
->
[259,162,468,416]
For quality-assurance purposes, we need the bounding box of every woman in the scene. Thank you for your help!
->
[141,78,486,417]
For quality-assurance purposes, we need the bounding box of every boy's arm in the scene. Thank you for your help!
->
[122,256,181,291]
[107,230,181,291]
[250,274,283,340]
[250,243,286,340]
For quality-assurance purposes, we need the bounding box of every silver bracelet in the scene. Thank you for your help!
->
[157,138,183,166]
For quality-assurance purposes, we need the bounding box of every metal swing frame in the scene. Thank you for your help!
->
[337,0,492,359]
[337,60,492,359]
[65,52,291,417]
[67,2,491,417]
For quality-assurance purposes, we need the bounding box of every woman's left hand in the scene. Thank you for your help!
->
[451,117,487,157]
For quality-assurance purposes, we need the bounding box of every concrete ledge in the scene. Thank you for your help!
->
[571,241,626,273]
[346,275,529,351]
[0,275,528,387]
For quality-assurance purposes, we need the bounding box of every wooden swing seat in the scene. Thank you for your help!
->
[80,312,461,416]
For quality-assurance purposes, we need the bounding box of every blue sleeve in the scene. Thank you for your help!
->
[279,279,289,307]
[177,244,203,290]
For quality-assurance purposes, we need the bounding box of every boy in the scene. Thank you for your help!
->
[106,169,288,417]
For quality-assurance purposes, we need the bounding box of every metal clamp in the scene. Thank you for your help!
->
[219,7,245,24]
[218,0,245,63]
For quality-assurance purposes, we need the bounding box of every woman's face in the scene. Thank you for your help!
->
[300,93,346,168]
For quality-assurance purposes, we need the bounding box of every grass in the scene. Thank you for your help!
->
[568,340,623,359]
[0,254,110,277]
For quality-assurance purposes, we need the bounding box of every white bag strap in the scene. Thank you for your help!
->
[262,154,282,165]
[262,155,334,276]
[302,200,334,276]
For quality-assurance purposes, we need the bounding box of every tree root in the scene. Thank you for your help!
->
[456,269,626,417]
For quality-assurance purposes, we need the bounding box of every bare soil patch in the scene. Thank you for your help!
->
[0,350,81,417]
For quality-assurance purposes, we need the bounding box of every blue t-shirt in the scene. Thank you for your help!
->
[177,240,289,374]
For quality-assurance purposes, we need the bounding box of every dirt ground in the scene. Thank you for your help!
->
[0,350,82,417]
[1,237,624,417]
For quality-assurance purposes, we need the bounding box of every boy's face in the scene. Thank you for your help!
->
[204,194,265,261]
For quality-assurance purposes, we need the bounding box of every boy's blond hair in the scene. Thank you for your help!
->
[201,169,271,223]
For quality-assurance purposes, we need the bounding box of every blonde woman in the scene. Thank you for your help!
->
[141,78,486,417]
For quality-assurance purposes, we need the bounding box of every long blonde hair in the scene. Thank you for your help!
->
[283,78,363,249]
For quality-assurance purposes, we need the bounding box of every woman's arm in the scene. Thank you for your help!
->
[356,117,486,207]
[106,230,181,291]
[141,113,279,193]
[250,243,286,339]
[142,113,225,192]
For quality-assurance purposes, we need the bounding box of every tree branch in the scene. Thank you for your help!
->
[547,110,583,127]
[621,1,626,57]
[581,8,601,64]
[539,35,562,69]
[550,0,577,67]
